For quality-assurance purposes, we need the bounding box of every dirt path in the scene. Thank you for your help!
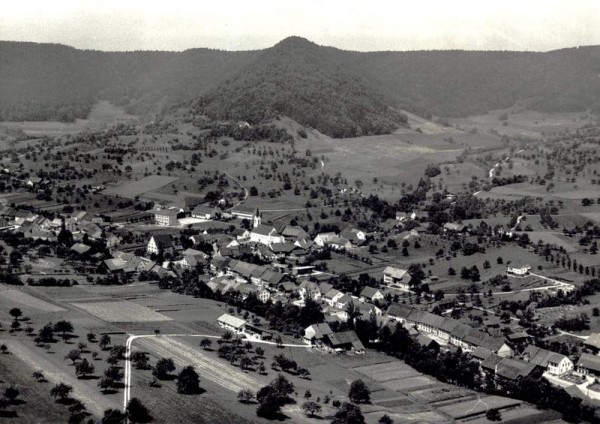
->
[2,339,119,418]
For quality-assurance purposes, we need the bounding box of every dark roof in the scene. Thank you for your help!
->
[252,225,279,236]
[578,353,600,373]
[306,323,333,339]
[522,345,568,367]
[360,286,381,300]
[387,302,413,319]
[151,234,173,247]
[325,331,365,351]
[495,358,537,381]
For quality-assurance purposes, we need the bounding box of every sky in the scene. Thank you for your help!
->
[1,0,600,52]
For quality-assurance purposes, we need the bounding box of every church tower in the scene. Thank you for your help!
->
[252,207,262,228]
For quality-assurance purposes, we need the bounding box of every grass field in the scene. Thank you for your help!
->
[103,175,179,199]
[0,287,66,313]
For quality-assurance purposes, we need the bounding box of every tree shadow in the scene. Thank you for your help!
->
[56,398,77,406]
[178,387,206,396]
[0,410,17,418]
[78,375,100,380]
[100,389,119,395]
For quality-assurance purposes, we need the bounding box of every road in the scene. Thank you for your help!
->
[123,333,310,415]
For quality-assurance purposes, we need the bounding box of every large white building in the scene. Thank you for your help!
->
[383,266,412,290]
[250,224,283,245]
[154,209,179,226]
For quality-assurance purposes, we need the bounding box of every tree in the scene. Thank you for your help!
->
[33,370,45,382]
[486,408,501,421]
[332,402,365,424]
[237,389,255,403]
[65,349,81,365]
[379,414,394,424]
[130,352,150,370]
[99,334,112,350]
[200,338,212,350]
[0,344,8,354]
[98,376,114,393]
[177,366,200,394]
[38,323,55,343]
[153,358,176,380]
[104,366,124,385]
[255,347,264,357]
[256,374,295,419]
[50,382,73,402]
[4,386,19,402]
[298,368,311,379]
[102,408,127,424]
[54,320,74,341]
[348,379,371,404]
[9,307,22,321]
[126,398,151,423]
[301,401,322,417]
[75,358,95,378]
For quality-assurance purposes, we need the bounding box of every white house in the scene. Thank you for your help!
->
[323,288,344,307]
[383,266,412,291]
[359,286,384,303]
[507,265,531,276]
[522,345,573,376]
[314,232,337,247]
[217,313,246,333]
[147,234,174,255]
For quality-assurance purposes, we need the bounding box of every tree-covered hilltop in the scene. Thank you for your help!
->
[3,37,600,124]
[192,37,407,138]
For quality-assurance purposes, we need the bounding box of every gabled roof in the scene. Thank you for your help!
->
[252,224,279,236]
[522,345,569,367]
[324,288,342,299]
[325,331,365,351]
[577,353,600,373]
[306,323,333,339]
[155,208,180,217]
[495,358,537,381]
[281,226,309,238]
[584,333,600,350]
[386,302,413,319]
[71,243,91,254]
[217,313,246,329]
[150,234,173,247]
[383,266,409,280]
[360,286,381,299]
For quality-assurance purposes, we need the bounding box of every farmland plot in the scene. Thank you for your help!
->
[71,300,172,322]
[0,286,66,313]
[103,175,178,198]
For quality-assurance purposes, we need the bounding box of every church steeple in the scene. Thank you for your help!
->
[252,208,262,228]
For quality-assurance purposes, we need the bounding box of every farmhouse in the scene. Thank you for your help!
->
[359,286,384,303]
[521,345,573,376]
[323,288,344,306]
[483,356,538,382]
[154,209,180,226]
[147,234,174,255]
[314,232,337,247]
[577,353,600,376]
[443,222,467,233]
[323,331,365,353]
[304,323,334,345]
[191,204,217,220]
[217,313,246,334]
[507,265,531,276]
[383,266,412,290]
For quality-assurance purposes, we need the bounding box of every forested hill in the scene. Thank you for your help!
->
[2,38,600,134]
[192,37,407,138]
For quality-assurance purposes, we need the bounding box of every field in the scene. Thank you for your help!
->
[0,287,66,313]
[71,301,173,322]
[103,175,179,199]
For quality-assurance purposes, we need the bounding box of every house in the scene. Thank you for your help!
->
[281,226,309,241]
[314,232,337,247]
[507,265,530,276]
[584,333,600,355]
[250,225,283,245]
[383,266,412,290]
[357,302,382,318]
[340,227,367,246]
[360,286,384,303]
[416,334,440,350]
[323,331,365,353]
[577,353,600,376]
[147,234,174,255]
[217,313,246,333]
[443,222,467,233]
[231,207,262,228]
[327,236,352,250]
[154,209,180,226]
[386,302,413,324]
[191,204,217,220]
[334,294,352,310]
[521,345,573,376]
[298,281,321,302]
[304,323,334,345]
[486,356,538,382]
[323,289,344,307]
[105,234,122,249]
[396,211,417,222]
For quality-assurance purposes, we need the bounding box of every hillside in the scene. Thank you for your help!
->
[192,37,406,138]
[2,38,600,132]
